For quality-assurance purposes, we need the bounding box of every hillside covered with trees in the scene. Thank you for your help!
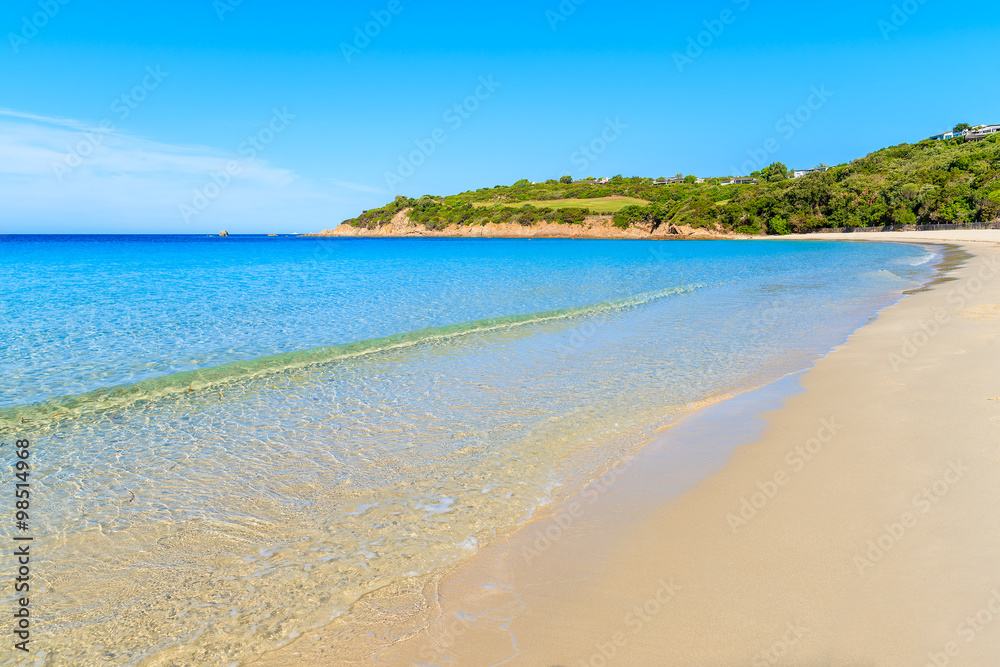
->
[341,134,1000,236]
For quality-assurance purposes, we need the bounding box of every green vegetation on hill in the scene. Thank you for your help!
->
[472,196,649,213]
[342,135,1000,234]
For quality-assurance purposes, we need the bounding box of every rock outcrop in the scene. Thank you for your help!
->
[311,210,736,240]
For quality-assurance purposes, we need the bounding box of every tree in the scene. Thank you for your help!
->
[560,175,573,184]
[684,175,697,184]
[761,162,789,183]
[892,207,917,226]
[339,132,1000,235]
[513,179,531,188]
[954,123,972,133]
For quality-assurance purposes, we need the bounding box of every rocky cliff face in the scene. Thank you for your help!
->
[312,210,735,239]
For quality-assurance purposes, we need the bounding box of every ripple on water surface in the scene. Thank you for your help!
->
[0,236,940,664]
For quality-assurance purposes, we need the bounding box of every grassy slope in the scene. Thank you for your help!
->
[342,136,1000,235]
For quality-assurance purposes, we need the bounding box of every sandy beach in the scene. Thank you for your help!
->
[255,231,1000,666]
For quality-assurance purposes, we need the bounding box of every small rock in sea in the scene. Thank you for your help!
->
[219,230,229,237]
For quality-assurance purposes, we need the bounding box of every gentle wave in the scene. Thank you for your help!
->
[906,250,938,266]
[0,283,702,431]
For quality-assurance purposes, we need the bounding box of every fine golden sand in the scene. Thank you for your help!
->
[257,231,1000,666]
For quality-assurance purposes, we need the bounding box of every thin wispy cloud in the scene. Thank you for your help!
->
[0,108,103,132]
[0,110,349,233]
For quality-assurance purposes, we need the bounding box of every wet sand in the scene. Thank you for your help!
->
[256,231,1000,666]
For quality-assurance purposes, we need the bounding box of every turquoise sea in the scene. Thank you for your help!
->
[0,235,938,665]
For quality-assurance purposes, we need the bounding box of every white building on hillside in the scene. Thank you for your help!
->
[966,125,1000,141]
[793,166,829,179]
[930,129,968,141]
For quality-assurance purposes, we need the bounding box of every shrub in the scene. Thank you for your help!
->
[768,217,791,235]
[556,208,588,224]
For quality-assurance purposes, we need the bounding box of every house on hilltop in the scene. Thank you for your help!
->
[930,129,968,141]
[793,166,829,179]
[654,177,685,185]
[934,124,1000,141]
[966,125,1000,141]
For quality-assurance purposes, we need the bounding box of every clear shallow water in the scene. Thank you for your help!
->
[0,235,937,665]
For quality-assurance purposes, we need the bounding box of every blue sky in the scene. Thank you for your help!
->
[1,0,998,233]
